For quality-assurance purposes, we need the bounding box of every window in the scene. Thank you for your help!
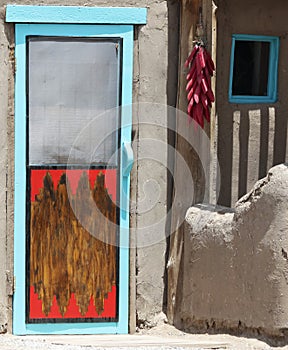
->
[229,34,279,103]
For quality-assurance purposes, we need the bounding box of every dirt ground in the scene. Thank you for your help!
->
[138,323,288,349]
[1,323,288,349]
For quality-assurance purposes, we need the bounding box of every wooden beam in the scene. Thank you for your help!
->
[167,0,213,325]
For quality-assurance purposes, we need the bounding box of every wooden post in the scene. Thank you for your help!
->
[167,0,213,324]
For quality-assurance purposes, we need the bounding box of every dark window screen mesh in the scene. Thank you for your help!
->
[232,40,270,96]
[28,38,121,166]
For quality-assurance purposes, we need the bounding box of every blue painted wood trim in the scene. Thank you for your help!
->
[14,23,27,336]
[228,36,236,103]
[6,5,147,24]
[229,34,279,104]
[13,23,133,335]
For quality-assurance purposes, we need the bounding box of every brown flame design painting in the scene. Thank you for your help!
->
[28,169,118,321]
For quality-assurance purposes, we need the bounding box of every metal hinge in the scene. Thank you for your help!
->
[5,270,15,296]
[9,44,16,75]
[13,276,16,294]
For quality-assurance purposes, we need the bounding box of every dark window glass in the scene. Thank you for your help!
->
[232,40,270,96]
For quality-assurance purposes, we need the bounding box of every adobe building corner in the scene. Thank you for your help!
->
[175,163,288,339]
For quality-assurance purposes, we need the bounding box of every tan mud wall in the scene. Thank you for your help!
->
[175,163,288,340]
[215,0,288,207]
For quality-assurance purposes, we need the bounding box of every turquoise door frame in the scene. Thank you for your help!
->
[6,5,147,335]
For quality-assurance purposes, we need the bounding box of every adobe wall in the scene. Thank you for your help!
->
[215,0,288,207]
[0,0,179,332]
[175,163,288,342]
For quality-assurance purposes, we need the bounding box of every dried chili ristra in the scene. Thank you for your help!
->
[185,43,215,127]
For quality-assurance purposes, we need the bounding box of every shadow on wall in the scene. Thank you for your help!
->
[163,0,180,316]
[217,106,288,207]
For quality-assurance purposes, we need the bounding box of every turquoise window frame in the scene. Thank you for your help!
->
[6,5,147,335]
[229,34,279,104]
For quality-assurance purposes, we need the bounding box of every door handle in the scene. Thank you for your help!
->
[121,142,134,216]
[122,141,134,177]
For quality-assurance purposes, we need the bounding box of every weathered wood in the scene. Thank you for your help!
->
[167,0,213,324]
[30,171,117,318]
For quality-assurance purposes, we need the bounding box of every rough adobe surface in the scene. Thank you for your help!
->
[215,0,288,207]
[174,163,288,342]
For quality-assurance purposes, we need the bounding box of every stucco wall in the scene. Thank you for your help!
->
[0,0,179,332]
[215,0,288,207]
[175,163,288,341]
[0,4,16,332]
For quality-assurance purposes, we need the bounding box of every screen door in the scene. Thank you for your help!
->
[13,22,135,335]
[27,37,120,323]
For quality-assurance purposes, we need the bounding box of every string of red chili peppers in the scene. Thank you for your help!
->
[185,42,215,128]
